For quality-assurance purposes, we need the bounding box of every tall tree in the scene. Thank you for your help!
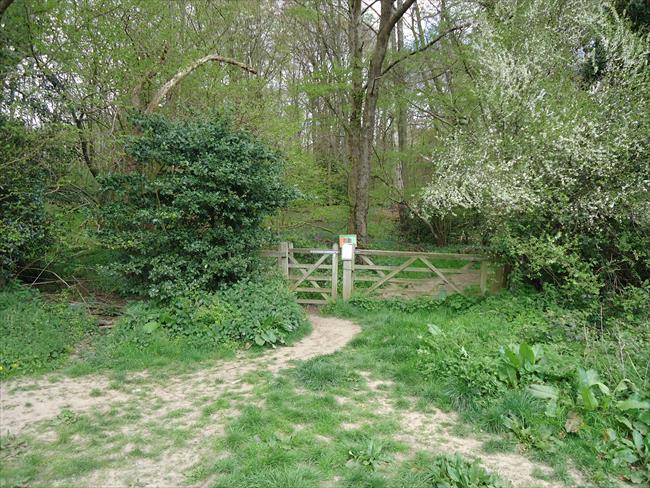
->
[350,0,416,245]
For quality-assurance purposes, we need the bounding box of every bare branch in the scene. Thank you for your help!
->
[145,53,257,114]
[381,23,470,76]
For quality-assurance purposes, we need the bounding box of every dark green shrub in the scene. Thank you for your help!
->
[99,113,295,300]
[0,119,52,281]
[0,287,95,377]
[343,294,483,314]
[216,277,307,346]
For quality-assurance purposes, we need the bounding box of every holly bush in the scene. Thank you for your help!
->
[99,113,295,300]
[0,118,55,282]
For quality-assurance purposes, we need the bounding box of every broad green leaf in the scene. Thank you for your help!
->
[580,386,598,411]
[519,343,536,365]
[527,384,558,400]
[545,399,558,418]
[632,430,644,456]
[142,321,159,334]
[504,348,521,369]
[617,399,650,411]
[427,324,442,336]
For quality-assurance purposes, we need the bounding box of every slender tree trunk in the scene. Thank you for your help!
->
[145,53,256,113]
[0,0,14,20]
[353,0,416,245]
[394,0,409,228]
[347,0,363,232]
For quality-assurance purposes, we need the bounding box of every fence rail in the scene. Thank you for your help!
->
[262,242,501,304]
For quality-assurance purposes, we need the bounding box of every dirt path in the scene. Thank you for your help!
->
[0,315,360,437]
[361,374,585,488]
[1,315,584,487]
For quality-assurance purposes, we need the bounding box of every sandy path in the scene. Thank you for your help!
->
[0,314,360,437]
[0,314,585,487]
[359,374,586,488]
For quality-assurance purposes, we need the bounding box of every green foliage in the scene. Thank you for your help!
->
[99,113,295,300]
[331,288,649,483]
[0,287,95,377]
[418,0,650,305]
[215,277,307,346]
[347,439,390,471]
[105,277,307,355]
[498,343,544,387]
[0,118,54,281]
[527,369,650,483]
[425,454,509,487]
[294,356,359,390]
[341,293,484,314]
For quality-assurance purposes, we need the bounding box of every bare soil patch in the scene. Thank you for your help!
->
[0,315,360,438]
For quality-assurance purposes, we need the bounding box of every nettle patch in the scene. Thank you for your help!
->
[106,277,307,353]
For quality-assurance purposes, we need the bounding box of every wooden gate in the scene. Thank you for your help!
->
[263,243,339,305]
[263,242,501,304]
[353,249,490,298]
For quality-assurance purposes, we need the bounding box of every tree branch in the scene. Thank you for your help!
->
[0,0,14,20]
[385,0,417,36]
[381,23,470,76]
[145,53,257,113]
[131,44,168,109]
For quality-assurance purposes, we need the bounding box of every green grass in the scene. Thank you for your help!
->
[321,293,648,486]
[2,288,645,486]
[0,279,313,380]
[0,287,95,378]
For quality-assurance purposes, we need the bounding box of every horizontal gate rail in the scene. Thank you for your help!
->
[355,249,486,261]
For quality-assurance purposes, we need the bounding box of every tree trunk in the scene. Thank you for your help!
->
[145,53,256,113]
[347,0,363,233]
[0,0,14,20]
[394,0,409,228]
[353,0,416,245]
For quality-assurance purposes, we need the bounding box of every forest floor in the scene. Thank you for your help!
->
[0,314,586,488]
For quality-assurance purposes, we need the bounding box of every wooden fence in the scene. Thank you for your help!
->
[263,242,501,304]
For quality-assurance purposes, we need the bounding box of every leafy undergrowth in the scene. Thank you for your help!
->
[1,277,310,378]
[325,292,650,486]
[0,287,95,377]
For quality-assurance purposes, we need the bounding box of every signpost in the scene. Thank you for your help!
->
[339,235,356,300]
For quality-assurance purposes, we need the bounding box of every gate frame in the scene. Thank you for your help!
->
[264,242,338,305]
[263,241,499,304]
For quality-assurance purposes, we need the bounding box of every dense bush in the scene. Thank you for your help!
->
[99,113,295,300]
[0,119,53,282]
[410,292,649,484]
[105,277,307,354]
[0,287,95,377]
[418,1,650,306]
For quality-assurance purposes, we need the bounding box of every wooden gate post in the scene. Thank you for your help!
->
[331,243,339,301]
[279,241,289,277]
[342,244,355,300]
[480,260,488,295]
